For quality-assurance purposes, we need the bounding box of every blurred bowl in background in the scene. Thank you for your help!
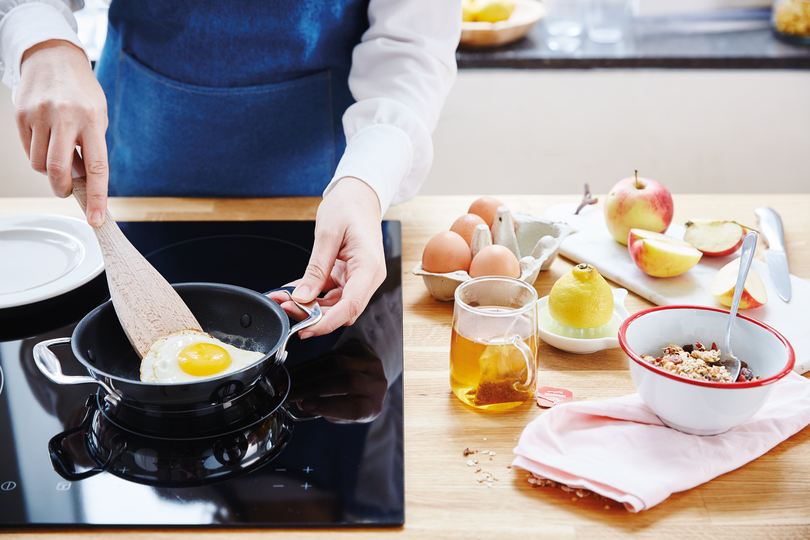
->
[460,0,546,48]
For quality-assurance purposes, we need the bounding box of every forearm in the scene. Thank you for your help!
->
[0,0,85,100]
[324,0,461,218]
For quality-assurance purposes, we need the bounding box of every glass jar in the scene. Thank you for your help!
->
[772,0,810,44]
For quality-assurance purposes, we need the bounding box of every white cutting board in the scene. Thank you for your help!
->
[544,203,810,375]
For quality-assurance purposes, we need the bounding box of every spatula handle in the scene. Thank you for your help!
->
[73,176,129,265]
[71,175,102,216]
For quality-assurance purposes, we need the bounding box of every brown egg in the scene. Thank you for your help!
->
[450,213,487,246]
[469,245,521,279]
[468,196,505,228]
[422,231,472,273]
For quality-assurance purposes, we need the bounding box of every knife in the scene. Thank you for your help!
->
[755,207,791,302]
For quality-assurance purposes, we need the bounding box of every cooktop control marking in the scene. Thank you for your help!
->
[302,483,311,490]
[1,481,15,491]
[56,482,71,491]
[0,365,4,397]
[303,467,313,473]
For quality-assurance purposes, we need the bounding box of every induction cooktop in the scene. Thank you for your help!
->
[0,220,404,527]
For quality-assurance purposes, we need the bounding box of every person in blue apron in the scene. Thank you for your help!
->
[1,0,460,335]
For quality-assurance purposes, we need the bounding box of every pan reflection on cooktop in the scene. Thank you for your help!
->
[0,220,403,527]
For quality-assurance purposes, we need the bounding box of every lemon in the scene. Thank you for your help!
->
[469,0,515,23]
[462,0,476,21]
[548,263,614,329]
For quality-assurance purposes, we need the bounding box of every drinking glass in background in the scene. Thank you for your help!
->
[543,0,588,51]
[586,0,632,43]
[450,276,538,411]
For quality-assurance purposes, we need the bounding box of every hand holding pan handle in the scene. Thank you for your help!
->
[265,286,322,365]
[34,338,124,406]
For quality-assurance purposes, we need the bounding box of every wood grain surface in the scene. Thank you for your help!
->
[1,193,808,539]
[71,177,203,357]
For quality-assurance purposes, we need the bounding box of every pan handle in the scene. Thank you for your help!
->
[33,338,124,406]
[265,286,323,364]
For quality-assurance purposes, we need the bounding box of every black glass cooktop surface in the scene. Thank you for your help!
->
[0,220,403,527]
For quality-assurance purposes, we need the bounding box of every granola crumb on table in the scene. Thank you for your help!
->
[526,474,615,504]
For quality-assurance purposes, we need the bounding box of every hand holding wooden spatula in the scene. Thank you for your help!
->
[72,176,203,358]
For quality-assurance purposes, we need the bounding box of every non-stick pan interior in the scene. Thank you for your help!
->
[72,283,288,384]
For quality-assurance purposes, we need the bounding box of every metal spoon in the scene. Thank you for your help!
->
[724,231,758,382]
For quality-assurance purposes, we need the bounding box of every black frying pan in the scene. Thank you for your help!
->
[33,282,321,408]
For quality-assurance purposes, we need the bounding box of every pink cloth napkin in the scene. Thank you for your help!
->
[512,372,810,512]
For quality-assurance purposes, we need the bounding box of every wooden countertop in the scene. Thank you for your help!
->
[2,194,809,539]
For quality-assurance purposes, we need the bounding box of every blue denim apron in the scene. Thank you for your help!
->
[95,0,369,197]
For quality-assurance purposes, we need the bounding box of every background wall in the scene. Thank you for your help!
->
[1,69,808,198]
[422,69,810,197]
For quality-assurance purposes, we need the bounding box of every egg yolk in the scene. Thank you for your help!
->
[177,343,231,377]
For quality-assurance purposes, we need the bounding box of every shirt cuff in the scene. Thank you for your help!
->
[324,123,413,219]
[0,2,86,101]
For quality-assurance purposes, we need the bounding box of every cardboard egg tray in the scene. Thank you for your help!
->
[412,211,572,301]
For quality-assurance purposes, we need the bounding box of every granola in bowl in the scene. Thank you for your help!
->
[641,342,757,383]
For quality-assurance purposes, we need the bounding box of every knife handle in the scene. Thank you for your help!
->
[755,207,786,252]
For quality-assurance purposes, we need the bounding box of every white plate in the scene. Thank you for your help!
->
[537,288,630,354]
[0,214,104,308]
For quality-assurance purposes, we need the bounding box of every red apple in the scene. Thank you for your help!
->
[628,229,702,277]
[604,171,674,245]
[710,258,768,309]
[683,219,746,257]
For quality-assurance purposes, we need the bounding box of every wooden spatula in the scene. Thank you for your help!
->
[72,176,203,358]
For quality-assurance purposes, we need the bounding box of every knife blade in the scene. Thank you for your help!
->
[755,207,791,302]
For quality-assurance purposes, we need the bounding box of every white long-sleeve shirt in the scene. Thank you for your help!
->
[0,0,460,216]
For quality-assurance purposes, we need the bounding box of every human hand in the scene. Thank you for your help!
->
[15,40,109,227]
[270,177,386,338]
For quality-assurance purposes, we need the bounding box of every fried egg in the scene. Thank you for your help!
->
[140,329,266,383]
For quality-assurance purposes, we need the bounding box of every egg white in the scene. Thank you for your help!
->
[140,329,265,383]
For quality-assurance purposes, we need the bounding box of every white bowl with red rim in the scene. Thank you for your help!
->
[619,305,795,436]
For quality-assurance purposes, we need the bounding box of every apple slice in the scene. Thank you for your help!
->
[683,220,746,257]
[710,258,768,309]
[628,229,703,278]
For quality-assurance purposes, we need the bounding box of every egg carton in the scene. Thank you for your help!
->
[412,208,572,301]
